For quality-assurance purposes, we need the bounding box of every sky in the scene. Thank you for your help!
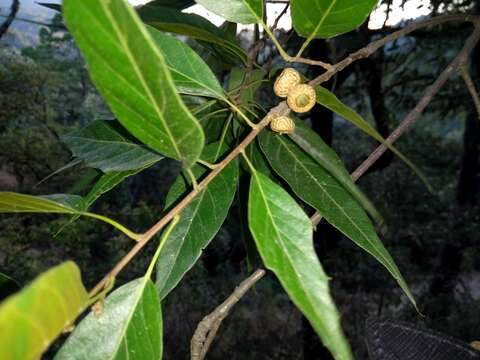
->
[128,0,432,30]
[0,0,433,33]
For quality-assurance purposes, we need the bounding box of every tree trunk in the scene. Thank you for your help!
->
[457,14,480,204]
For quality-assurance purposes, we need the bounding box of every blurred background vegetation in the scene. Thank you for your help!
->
[0,0,479,359]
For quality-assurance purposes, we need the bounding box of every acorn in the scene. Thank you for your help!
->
[270,115,295,134]
[287,84,316,113]
[471,341,480,351]
[273,68,301,98]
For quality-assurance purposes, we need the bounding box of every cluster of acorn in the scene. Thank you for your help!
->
[270,68,316,134]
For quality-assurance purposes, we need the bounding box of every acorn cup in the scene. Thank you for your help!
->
[270,115,295,134]
[273,68,301,98]
[287,84,316,113]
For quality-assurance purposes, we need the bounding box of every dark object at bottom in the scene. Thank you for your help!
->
[366,318,480,360]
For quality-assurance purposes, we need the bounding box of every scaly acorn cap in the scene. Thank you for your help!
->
[287,84,316,113]
[471,341,480,351]
[273,68,301,98]
[270,115,295,134]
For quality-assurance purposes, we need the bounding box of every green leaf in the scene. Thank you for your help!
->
[64,0,205,167]
[291,0,378,39]
[83,170,143,211]
[0,262,88,360]
[0,192,84,214]
[66,167,148,225]
[259,132,417,309]
[248,170,352,360]
[142,0,194,9]
[289,120,382,225]
[62,120,163,172]
[55,278,162,360]
[139,5,247,63]
[315,86,432,191]
[0,192,141,240]
[156,144,238,299]
[195,0,263,24]
[147,26,226,99]
[0,272,19,301]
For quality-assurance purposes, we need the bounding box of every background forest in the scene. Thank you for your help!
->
[0,0,479,359]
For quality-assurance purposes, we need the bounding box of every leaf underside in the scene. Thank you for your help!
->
[248,170,353,360]
[55,278,162,360]
[259,131,417,310]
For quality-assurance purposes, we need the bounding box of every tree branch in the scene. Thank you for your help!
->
[191,269,266,360]
[310,24,480,227]
[310,15,480,87]
[90,14,480,298]
[89,104,289,296]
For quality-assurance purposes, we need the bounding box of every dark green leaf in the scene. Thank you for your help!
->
[0,273,19,301]
[62,120,163,172]
[37,2,62,12]
[195,0,263,24]
[141,0,194,9]
[248,170,352,360]
[148,26,226,99]
[291,0,378,39]
[64,0,205,167]
[259,131,417,309]
[139,5,247,63]
[55,278,162,360]
[220,21,238,38]
[0,262,88,360]
[67,169,100,194]
[82,170,143,211]
[65,167,148,227]
[315,86,431,191]
[289,120,382,224]
[42,194,86,211]
[156,144,238,299]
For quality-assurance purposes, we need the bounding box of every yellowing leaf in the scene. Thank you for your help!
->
[0,262,88,360]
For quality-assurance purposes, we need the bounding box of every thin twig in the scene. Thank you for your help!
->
[459,64,480,121]
[191,269,266,360]
[382,0,393,29]
[310,15,480,87]
[0,0,19,39]
[285,55,333,70]
[310,24,480,227]
[271,3,289,32]
[0,14,66,30]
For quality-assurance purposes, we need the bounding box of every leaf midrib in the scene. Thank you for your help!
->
[97,0,183,160]
[109,279,153,360]
[252,173,331,337]
[304,0,338,42]
[274,136,396,275]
